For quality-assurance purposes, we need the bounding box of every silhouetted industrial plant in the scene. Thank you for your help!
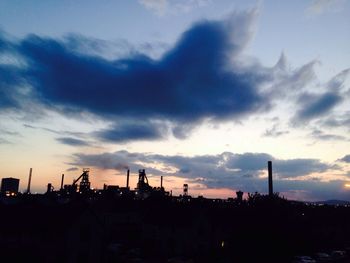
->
[0,162,349,263]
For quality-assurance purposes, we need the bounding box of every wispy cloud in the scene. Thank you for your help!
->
[306,0,346,16]
[0,138,11,144]
[56,137,91,147]
[263,123,289,138]
[23,123,85,137]
[139,0,167,16]
[0,127,21,144]
[310,129,348,141]
[138,0,210,16]
[320,112,350,128]
[66,167,79,172]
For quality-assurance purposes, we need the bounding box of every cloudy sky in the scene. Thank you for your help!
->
[0,0,349,201]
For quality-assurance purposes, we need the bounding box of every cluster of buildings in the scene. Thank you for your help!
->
[0,168,172,199]
[0,161,276,201]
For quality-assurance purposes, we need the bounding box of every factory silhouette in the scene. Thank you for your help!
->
[2,160,277,199]
[1,161,349,263]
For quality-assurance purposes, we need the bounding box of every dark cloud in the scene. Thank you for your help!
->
[0,35,27,110]
[95,121,168,143]
[71,150,332,180]
[56,137,90,146]
[339,155,350,163]
[71,150,131,171]
[224,153,330,178]
[0,65,22,110]
[171,123,198,139]
[293,92,342,123]
[225,152,272,172]
[0,12,271,141]
[273,159,330,178]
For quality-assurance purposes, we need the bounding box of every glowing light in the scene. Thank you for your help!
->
[221,241,225,248]
[345,183,350,188]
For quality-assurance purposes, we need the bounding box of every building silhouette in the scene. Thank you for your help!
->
[1,177,20,196]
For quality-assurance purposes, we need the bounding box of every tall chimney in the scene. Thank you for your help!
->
[160,176,163,188]
[268,161,273,196]
[126,169,130,188]
[60,174,64,190]
[46,183,52,193]
[27,168,32,194]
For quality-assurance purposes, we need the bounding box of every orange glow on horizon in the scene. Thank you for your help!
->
[345,183,350,188]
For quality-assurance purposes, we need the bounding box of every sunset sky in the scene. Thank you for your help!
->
[0,0,349,201]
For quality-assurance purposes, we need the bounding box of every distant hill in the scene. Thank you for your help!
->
[313,200,350,206]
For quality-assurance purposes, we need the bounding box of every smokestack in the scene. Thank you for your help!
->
[27,168,32,194]
[268,161,273,196]
[126,169,130,188]
[60,174,64,190]
[160,176,163,188]
[46,183,52,193]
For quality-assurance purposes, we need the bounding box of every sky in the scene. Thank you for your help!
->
[0,0,349,201]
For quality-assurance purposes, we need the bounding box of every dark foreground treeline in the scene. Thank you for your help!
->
[0,194,349,263]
